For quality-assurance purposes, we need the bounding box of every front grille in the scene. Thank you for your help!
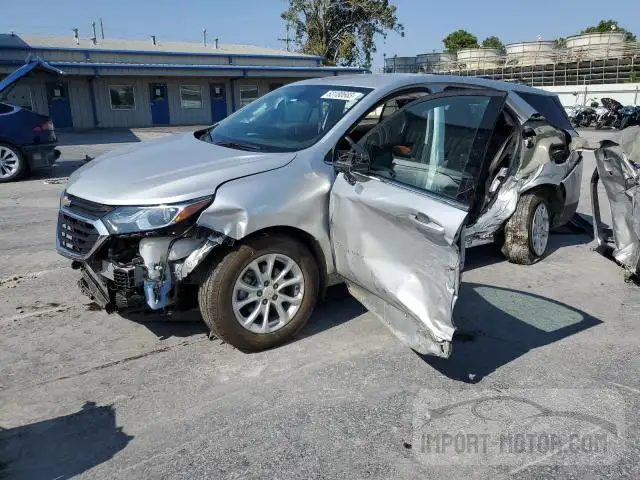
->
[57,194,113,257]
[58,213,99,256]
[65,194,114,219]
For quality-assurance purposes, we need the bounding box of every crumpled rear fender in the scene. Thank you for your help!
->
[467,129,583,244]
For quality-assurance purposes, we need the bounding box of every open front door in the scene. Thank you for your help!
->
[329,91,507,357]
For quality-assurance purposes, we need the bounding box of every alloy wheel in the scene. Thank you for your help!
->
[232,253,305,334]
[0,145,19,179]
[530,202,550,257]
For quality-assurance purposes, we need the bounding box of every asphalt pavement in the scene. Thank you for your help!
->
[0,127,638,479]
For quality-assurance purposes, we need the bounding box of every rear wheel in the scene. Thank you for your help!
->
[501,192,551,265]
[198,235,319,352]
[0,143,26,183]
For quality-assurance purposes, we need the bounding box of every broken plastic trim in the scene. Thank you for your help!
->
[178,232,229,280]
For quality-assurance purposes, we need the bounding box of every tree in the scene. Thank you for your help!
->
[481,36,505,54]
[581,19,636,42]
[442,30,478,53]
[281,0,404,67]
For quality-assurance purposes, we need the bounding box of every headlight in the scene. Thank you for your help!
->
[103,197,212,234]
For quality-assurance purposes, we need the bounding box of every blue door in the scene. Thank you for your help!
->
[210,83,228,123]
[149,83,170,125]
[46,82,73,128]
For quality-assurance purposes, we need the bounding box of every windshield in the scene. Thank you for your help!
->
[202,84,372,152]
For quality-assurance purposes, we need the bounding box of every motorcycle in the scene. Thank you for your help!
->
[595,98,624,129]
[569,96,601,127]
[618,105,640,130]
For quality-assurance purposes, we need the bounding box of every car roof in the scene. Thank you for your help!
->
[294,73,555,96]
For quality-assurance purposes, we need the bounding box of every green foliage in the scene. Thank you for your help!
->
[481,36,506,54]
[629,71,640,83]
[442,29,478,53]
[581,20,636,42]
[281,0,404,67]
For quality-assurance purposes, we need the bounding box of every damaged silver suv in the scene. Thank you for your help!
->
[56,74,583,356]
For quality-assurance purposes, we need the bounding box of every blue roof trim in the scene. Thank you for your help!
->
[9,60,368,74]
[0,43,324,61]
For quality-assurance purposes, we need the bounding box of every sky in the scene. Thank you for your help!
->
[2,0,639,68]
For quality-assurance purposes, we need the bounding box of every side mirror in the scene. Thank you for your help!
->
[334,136,370,184]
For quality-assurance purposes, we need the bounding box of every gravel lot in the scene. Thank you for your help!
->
[0,127,638,479]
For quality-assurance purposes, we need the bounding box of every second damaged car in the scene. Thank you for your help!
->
[57,74,583,356]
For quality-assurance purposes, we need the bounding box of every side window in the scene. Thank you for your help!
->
[361,95,498,205]
[380,100,399,119]
[343,90,431,146]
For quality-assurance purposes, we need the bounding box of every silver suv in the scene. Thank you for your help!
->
[57,74,584,357]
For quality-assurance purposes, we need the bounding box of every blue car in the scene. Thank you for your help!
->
[0,58,62,182]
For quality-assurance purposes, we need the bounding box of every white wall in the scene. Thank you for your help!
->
[540,83,640,111]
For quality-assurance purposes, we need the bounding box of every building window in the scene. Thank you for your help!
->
[1,85,33,111]
[239,85,259,108]
[109,85,136,110]
[180,85,203,109]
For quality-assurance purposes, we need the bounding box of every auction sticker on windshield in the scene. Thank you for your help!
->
[320,90,365,102]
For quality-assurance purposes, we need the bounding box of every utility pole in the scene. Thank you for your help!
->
[278,24,293,51]
[100,18,105,39]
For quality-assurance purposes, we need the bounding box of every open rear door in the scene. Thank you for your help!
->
[329,91,507,357]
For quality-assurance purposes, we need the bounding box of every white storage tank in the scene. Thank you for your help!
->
[565,32,627,60]
[416,52,456,73]
[505,41,556,66]
[456,48,502,69]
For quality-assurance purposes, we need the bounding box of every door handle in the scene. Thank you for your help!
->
[410,213,445,236]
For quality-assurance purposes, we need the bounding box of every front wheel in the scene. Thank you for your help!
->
[198,234,319,352]
[501,192,551,265]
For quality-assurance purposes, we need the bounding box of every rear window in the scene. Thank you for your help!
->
[0,103,13,114]
[516,92,574,132]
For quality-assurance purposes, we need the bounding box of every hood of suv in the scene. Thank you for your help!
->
[66,133,296,205]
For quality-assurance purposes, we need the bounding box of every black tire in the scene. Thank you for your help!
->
[198,234,319,352]
[501,192,551,265]
[0,143,27,183]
